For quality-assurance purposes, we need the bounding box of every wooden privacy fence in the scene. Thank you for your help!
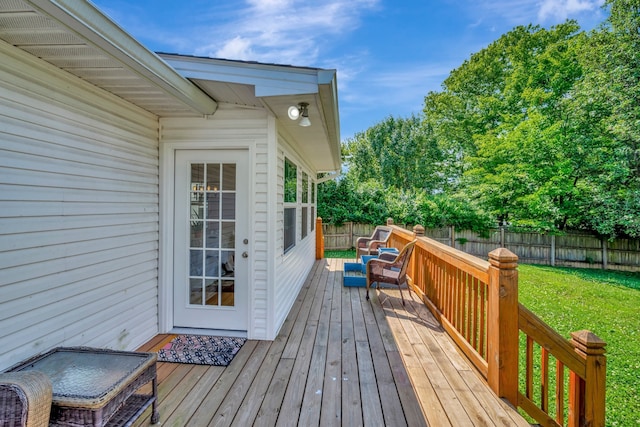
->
[379,219,607,427]
[322,222,639,271]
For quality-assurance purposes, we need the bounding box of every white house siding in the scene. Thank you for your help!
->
[273,140,317,335]
[159,108,270,339]
[0,41,160,369]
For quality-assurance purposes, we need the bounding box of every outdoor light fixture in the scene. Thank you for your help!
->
[288,102,311,127]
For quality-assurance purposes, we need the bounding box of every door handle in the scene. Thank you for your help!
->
[242,252,248,258]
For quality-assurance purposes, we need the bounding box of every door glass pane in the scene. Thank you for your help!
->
[205,279,219,306]
[221,194,235,219]
[190,196,204,220]
[188,162,237,307]
[206,193,220,220]
[205,222,219,248]
[191,164,204,190]
[205,250,219,276]
[190,250,203,276]
[190,278,203,305]
[190,222,203,247]
[221,222,235,248]
[222,164,236,190]
[207,164,220,190]
[221,280,234,306]
[221,251,235,277]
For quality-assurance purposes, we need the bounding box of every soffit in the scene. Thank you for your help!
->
[0,0,216,117]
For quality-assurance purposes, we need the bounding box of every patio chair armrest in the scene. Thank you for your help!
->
[0,371,52,427]
[366,257,400,274]
[355,236,372,248]
[367,240,387,250]
[378,252,397,262]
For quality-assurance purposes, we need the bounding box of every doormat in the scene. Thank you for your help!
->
[157,335,246,366]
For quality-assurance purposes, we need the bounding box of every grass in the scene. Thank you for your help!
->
[325,249,356,259]
[518,265,640,426]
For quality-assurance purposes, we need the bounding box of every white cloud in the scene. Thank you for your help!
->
[473,0,542,24]
[215,36,255,61]
[538,0,605,21]
[469,0,605,26]
[193,0,379,64]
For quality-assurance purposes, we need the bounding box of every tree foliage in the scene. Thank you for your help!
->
[320,0,640,238]
[344,115,444,193]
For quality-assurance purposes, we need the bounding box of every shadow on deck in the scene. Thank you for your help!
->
[135,258,530,426]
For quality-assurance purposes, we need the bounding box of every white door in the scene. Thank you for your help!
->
[173,150,249,331]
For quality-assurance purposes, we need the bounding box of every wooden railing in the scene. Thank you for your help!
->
[380,219,606,427]
[316,217,324,260]
[519,306,606,426]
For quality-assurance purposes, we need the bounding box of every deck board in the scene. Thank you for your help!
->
[134,258,530,426]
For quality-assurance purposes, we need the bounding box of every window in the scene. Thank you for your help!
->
[301,172,308,239]
[301,172,308,204]
[284,158,297,204]
[311,182,316,231]
[284,158,297,253]
[284,207,296,252]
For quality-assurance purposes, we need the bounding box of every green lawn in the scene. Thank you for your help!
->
[325,249,356,259]
[518,265,640,426]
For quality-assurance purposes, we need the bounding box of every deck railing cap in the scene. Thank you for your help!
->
[571,330,606,354]
[488,248,518,269]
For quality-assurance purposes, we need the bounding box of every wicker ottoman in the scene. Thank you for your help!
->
[0,370,52,427]
[7,347,158,427]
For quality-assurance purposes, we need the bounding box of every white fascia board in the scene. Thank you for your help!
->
[161,54,332,97]
[317,72,341,169]
[24,0,218,115]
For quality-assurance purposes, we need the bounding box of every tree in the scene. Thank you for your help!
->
[322,3,640,238]
[565,0,640,237]
[344,115,444,193]
[424,22,605,232]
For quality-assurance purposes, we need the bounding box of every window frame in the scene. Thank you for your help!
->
[301,172,309,239]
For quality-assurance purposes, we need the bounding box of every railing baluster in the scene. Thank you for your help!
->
[556,360,565,425]
[526,336,534,399]
[541,347,549,412]
[479,282,486,358]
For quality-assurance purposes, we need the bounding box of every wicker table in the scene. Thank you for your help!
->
[7,347,159,427]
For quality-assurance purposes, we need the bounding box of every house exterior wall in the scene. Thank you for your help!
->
[159,113,318,341]
[0,41,160,369]
[273,137,317,334]
[159,109,271,339]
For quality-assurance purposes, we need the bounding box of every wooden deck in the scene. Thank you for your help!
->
[135,258,531,426]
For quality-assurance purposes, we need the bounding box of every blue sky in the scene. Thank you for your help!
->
[92,0,608,141]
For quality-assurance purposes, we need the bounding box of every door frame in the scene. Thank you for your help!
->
[159,141,254,336]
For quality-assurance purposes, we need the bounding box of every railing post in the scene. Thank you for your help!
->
[408,225,424,289]
[386,217,394,226]
[316,217,324,260]
[487,248,519,406]
[569,330,606,427]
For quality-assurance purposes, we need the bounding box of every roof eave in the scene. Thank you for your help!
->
[23,0,218,116]
[161,53,341,171]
